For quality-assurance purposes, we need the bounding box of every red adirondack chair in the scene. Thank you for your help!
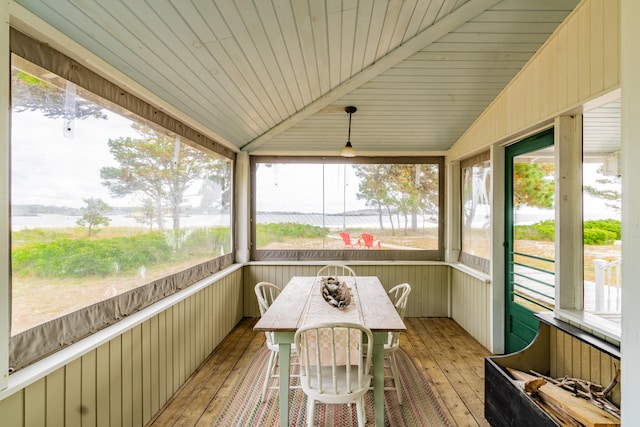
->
[339,232,361,248]
[360,233,381,249]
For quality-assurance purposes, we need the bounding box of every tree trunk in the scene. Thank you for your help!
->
[156,199,164,231]
[377,200,384,230]
[386,205,395,236]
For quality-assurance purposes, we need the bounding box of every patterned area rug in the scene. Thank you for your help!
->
[211,347,452,426]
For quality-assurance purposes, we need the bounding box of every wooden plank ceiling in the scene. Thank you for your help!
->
[13,0,580,156]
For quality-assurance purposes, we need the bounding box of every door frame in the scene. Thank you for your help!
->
[504,129,554,353]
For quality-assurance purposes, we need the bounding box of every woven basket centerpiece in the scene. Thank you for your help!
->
[320,276,352,309]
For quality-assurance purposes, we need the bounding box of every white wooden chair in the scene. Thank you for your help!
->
[316,263,357,278]
[295,322,373,427]
[384,283,411,404]
[254,281,297,401]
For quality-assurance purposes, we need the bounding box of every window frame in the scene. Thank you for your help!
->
[250,155,445,262]
[459,151,491,274]
[8,29,236,371]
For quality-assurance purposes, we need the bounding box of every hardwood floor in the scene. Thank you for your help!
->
[148,317,493,426]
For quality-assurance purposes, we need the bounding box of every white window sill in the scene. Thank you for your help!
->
[555,308,621,345]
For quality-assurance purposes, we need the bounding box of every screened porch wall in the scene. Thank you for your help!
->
[0,263,483,427]
[0,269,243,427]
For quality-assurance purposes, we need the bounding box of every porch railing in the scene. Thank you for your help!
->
[593,258,622,313]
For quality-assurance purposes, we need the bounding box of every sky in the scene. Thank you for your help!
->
[11,109,138,208]
[11,102,620,220]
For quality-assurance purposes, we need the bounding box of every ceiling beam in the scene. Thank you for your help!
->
[241,0,500,152]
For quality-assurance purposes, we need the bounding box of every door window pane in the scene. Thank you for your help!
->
[511,147,556,311]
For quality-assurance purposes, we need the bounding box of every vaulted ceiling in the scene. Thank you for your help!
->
[13,0,580,156]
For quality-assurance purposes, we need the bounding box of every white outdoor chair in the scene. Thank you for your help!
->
[384,283,412,404]
[254,281,297,401]
[295,322,373,427]
[316,263,357,278]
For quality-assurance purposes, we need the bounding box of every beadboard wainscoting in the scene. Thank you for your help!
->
[451,268,492,351]
[0,268,243,427]
[243,262,451,318]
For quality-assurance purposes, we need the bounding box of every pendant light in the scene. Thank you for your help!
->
[339,106,357,157]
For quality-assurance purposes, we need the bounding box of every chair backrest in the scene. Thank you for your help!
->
[387,283,411,349]
[254,281,281,316]
[295,322,373,395]
[316,263,357,277]
[388,283,411,318]
[360,233,380,248]
[255,282,281,347]
[339,232,355,247]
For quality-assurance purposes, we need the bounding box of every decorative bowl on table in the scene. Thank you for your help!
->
[320,276,352,309]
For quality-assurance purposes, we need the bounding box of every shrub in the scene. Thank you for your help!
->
[12,233,171,277]
[514,219,620,245]
[583,228,616,245]
[179,226,231,257]
[256,222,329,247]
[584,219,620,240]
[514,220,555,241]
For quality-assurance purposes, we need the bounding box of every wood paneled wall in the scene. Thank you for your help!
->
[244,263,450,318]
[447,0,620,161]
[550,327,621,406]
[0,269,243,426]
[451,268,492,350]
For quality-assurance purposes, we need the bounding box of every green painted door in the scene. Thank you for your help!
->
[505,129,555,354]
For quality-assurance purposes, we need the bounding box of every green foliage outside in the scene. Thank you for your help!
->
[178,227,231,256]
[515,219,620,245]
[515,219,555,241]
[12,226,231,278]
[584,219,621,245]
[256,223,328,247]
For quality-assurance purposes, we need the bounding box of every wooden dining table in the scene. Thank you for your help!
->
[254,275,406,427]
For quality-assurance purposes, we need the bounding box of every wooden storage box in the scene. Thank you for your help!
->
[485,313,620,426]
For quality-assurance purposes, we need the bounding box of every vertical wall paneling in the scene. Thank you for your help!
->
[131,325,143,426]
[171,303,181,397]
[24,377,45,426]
[121,329,133,427]
[556,26,569,111]
[577,4,591,105]
[0,391,22,426]
[602,0,619,89]
[580,341,591,383]
[46,367,65,425]
[156,312,167,411]
[245,263,451,319]
[149,316,160,418]
[549,328,620,406]
[96,343,110,427]
[590,0,604,94]
[65,358,82,426]
[109,335,122,427]
[141,320,151,424]
[450,268,491,350]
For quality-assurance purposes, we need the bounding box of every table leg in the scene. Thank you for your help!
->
[372,331,386,427]
[274,332,294,427]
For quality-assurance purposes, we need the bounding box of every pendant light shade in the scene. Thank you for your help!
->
[339,106,357,157]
